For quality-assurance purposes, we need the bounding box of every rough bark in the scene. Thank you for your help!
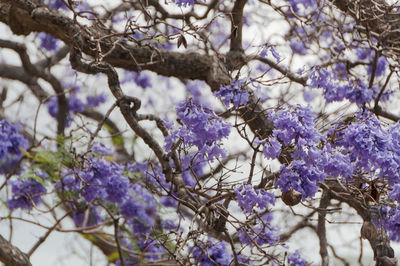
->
[0,234,31,266]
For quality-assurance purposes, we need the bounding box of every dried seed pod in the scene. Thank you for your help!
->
[281,189,302,206]
[360,221,377,240]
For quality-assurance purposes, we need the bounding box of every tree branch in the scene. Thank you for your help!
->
[0,234,32,266]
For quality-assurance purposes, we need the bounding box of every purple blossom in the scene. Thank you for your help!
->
[186,81,211,107]
[68,94,85,112]
[356,48,374,60]
[333,62,348,79]
[105,175,129,203]
[172,0,195,7]
[7,179,46,211]
[38,33,58,51]
[367,56,388,77]
[260,43,281,62]
[166,98,231,160]
[303,89,314,102]
[322,151,354,178]
[389,184,400,202]
[73,206,103,227]
[191,240,232,266]
[287,250,308,266]
[290,39,307,55]
[372,206,400,242]
[47,93,105,127]
[86,94,106,107]
[181,154,206,186]
[120,184,157,236]
[263,135,282,159]
[91,143,112,156]
[47,0,68,10]
[215,79,250,108]
[345,80,373,106]
[309,67,346,103]
[277,160,326,199]
[268,105,322,147]
[285,0,317,15]
[0,119,28,174]
[138,240,164,262]
[121,71,151,88]
[234,184,275,213]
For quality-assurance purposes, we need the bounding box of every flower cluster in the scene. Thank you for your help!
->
[46,92,106,127]
[172,0,195,7]
[0,119,28,174]
[309,67,381,106]
[121,70,152,89]
[268,105,322,147]
[371,205,400,242]
[267,106,329,199]
[287,250,308,266]
[190,240,232,266]
[7,178,46,211]
[73,206,103,227]
[331,112,400,185]
[57,157,158,237]
[234,184,275,213]
[166,98,231,160]
[215,79,249,108]
[38,33,59,51]
[277,159,325,199]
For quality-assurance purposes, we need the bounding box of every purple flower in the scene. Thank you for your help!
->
[73,206,103,227]
[290,39,307,55]
[191,240,232,266]
[167,98,231,160]
[186,81,211,107]
[356,48,374,60]
[367,56,388,77]
[277,160,326,199]
[7,179,46,211]
[234,184,275,213]
[288,250,307,266]
[120,184,157,236]
[263,135,282,159]
[47,92,106,127]
[38,33,58,51]
[121,71,151,88]
[172,0,195,7]
[86,94,106,107]
[92,143,112,156]
[0,119,28,174]
[181,153,206,186]
[47,0,68,10]
[105,175,129,203]
[260,43,281,62]
[215,79,249,108]
[345,80,373,106]
[389,184,400,202]
[68,94,85,113]
[268,105,322,147]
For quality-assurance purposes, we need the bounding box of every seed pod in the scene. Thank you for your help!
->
[281,189,302,206]
[360,221,377,240]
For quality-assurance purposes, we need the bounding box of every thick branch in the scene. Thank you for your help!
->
[0,234,32,266]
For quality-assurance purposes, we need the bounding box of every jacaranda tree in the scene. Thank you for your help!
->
[0,0,399,265]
